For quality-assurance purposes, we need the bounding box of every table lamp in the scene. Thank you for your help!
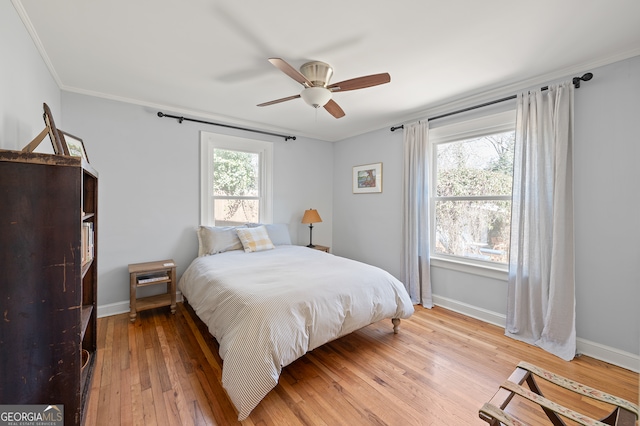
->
[301,209,322,247]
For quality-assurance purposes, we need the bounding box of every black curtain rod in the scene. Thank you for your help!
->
[157,112,297,141]
[390,72,593,132]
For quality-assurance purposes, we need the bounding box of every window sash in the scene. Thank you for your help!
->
[429,110,515,270]
[434,195,511,202]
[200,133,273,226]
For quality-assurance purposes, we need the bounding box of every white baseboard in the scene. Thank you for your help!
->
[432,295,506,328]
[97,300,130,318]
[432,295,639,373]
[576,338,639,373]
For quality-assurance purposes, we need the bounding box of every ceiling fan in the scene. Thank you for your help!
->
[257,58,390,118]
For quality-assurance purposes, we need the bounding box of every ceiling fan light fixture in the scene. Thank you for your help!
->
[300,87,332,108]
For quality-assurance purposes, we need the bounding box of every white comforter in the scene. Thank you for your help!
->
[179,245,414,420]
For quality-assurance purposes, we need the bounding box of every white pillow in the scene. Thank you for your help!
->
[235,226,275,253]
[197,225,246,256]
[245,223,292,245]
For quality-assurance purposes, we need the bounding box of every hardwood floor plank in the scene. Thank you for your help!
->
[94,316,114,425]
[84,330,104,425]
[145,346,169,426]
[161,389,184,426]
[159,310,208,424]
[155,313,196,426]
[87,304,638,425]
[272,377,328,426]
[151,314,173,393]
[130,382,144,426]
[119,363,133,426]
[134,317,152,391]
[141,387,159,425]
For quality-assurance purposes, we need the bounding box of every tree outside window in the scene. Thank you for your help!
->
[200,132,273,226]
[434,131,515,264]
[212,148,260,226]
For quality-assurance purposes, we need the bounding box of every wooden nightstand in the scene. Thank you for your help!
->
[129,259,177,322]
[309,245,330,253]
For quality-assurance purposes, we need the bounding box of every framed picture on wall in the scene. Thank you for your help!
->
[353,162,382,193]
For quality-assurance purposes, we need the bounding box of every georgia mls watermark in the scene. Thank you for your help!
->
[0,405,63,426]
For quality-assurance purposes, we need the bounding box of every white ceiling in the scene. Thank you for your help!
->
[14,0,640,142]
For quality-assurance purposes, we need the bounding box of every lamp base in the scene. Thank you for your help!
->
[306,223,315,248]
[306,244,316,248]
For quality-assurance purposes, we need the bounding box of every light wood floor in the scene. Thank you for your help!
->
[85,303,638,425]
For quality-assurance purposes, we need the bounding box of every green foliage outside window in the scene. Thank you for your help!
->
[213,149,259,223]
[435,132,514,263]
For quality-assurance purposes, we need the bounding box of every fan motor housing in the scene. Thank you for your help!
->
[300,61,333,87]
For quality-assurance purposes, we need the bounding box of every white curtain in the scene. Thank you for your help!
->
[402,121,432,307]
[506,81,576,360]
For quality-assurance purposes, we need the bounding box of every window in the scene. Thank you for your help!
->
[430,111,515,269]
[200,133,273,226]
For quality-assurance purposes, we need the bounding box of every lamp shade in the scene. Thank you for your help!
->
[300,87,332,108]
[301,209,322,224]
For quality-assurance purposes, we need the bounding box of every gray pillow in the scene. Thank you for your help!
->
[197,225,246,256]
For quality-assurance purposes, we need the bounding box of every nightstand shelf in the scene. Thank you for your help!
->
[309,245,330,253]
[129,259,177,322]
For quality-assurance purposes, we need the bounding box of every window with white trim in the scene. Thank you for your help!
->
[430,111,515,268]
[200,132,273,226]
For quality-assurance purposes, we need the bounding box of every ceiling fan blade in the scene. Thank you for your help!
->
[324,99,345,118]
[327,72,390,92]
[268,58,312,87]
[257,94,301,107]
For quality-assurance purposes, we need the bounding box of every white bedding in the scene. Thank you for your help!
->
[179,245,414,420]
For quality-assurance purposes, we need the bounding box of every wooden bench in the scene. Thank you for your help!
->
[479,361,638,426]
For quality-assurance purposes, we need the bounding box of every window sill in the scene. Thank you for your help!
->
[430,256,508,281]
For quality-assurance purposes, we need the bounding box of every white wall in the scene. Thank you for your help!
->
[333,56,640,367]
[0,1,60,151]
[61,92,334,312]
[332,129,404,279]
[573,56,640,357]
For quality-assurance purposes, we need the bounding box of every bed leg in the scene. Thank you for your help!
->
[392,318,400,334]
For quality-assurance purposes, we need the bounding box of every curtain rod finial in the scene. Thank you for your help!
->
[582,72,593,81]
[573,72,594,88]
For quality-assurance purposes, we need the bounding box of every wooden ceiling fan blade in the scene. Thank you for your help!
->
[324,99,345,118]
[268,58,312,87]
[257,94,300,107]
[328,73,390,92]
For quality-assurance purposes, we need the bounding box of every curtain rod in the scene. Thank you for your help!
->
[157,112,297,141]
[390,72,593,132]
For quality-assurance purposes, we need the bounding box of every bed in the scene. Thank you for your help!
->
[179,224,415,420]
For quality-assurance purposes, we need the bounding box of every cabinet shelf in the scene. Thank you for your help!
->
[81,305,93,340]
[81,258,94,278]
